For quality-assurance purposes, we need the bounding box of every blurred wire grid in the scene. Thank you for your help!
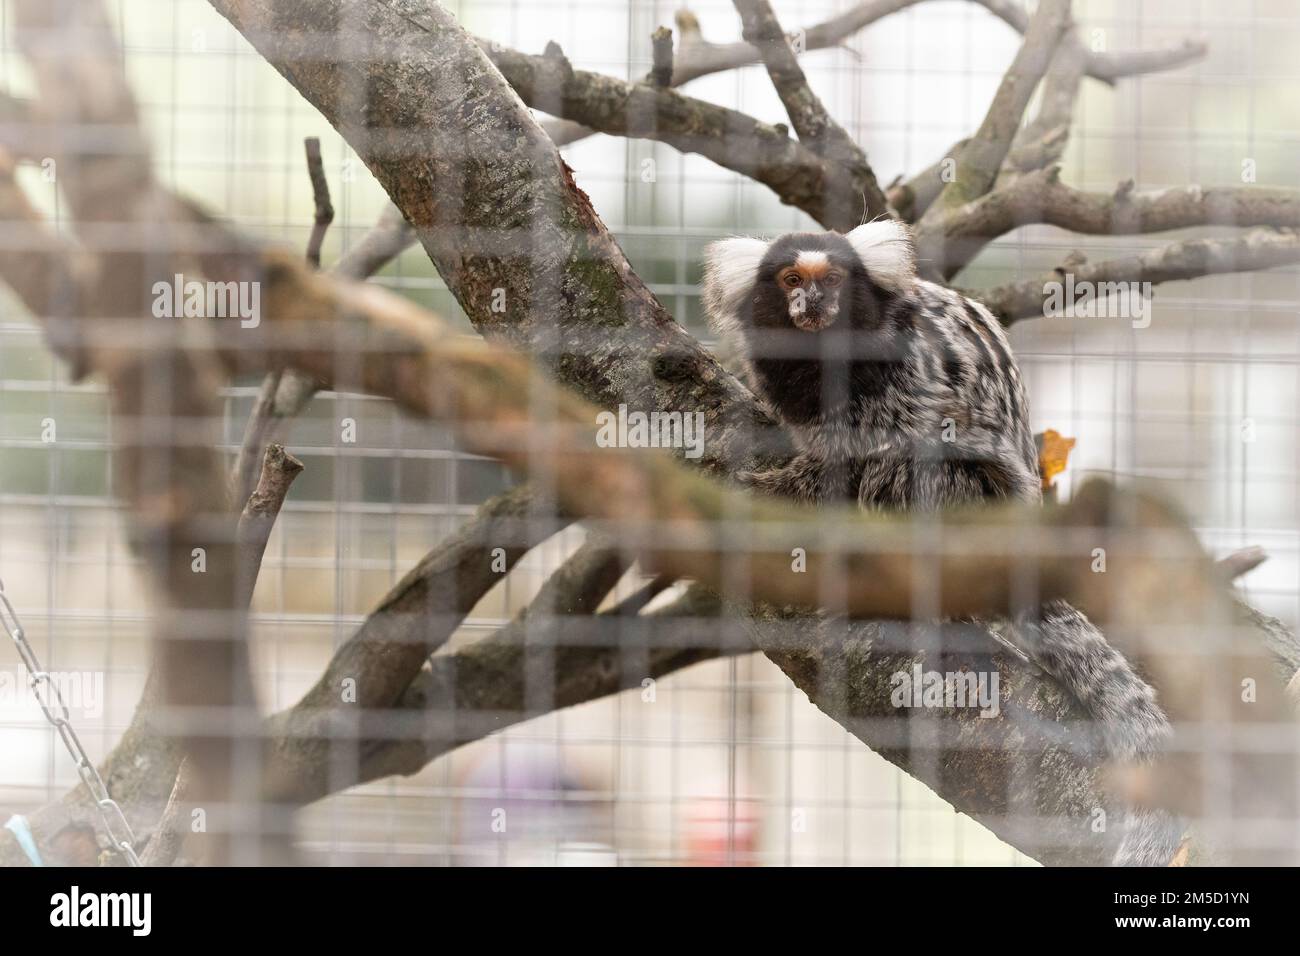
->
[0,0,1297,865]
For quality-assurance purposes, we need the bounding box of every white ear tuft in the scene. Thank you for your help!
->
[701,236,769,332]
[845,219,916,293]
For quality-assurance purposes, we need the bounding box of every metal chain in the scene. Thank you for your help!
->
[0,577,141,866]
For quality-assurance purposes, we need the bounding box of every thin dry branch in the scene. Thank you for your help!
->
[303,136,334,269]
[236,443,305,609]
[571,1,1205,112]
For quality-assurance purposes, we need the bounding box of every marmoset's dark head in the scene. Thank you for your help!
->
[701,220,916,340]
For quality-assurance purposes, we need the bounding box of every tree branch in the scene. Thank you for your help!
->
[732,0,889,220]
[13,0,260,862]
[479,40,852,230]
[969,227,1300,324]
[919,0,1071,224]
[303,136,334,269]
[928,168,1300,278]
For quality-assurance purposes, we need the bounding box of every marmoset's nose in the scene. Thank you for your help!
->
[806,284,824,305]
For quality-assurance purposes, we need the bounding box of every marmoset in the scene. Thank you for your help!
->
[702,221,1182,866]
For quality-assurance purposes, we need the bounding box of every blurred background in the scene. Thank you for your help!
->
[1,0,1298,865]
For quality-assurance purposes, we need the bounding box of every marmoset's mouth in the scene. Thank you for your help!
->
[790,308,838,332]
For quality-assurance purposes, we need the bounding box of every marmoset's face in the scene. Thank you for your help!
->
[753,235,865,334]
[773,251,848,331]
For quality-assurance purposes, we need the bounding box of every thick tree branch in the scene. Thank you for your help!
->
[261,484,567,802]
[13,0,259,862]
[208,0,787,479]
[203,0,1299,863]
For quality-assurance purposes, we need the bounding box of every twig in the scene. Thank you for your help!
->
[649,26,674,87]
[303,136,333,269]
[1219,546,1267,581]
[139,761,192,867]
[236,442,305,609]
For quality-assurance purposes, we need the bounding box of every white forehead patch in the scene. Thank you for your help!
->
[794,251,829,270]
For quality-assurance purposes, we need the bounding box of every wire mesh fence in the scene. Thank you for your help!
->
[0,0,1298,868]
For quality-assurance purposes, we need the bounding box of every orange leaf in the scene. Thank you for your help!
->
[1036,428,1076,490]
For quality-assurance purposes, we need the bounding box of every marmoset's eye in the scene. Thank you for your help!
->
[782,272,802,288]
[823,271,843,287]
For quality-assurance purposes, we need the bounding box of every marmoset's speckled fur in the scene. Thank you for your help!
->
[702,221,1183,866]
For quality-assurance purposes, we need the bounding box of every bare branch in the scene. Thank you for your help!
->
[13,0,257,861]
[333,202,414,281]
[1080,36,1209,83]
[920,0,1071,224]
[138,761,192,868]
[926,168,1300,277]
[261,484,566,802]
[968,228,1300,324]
[649,26,674,87]
[303,136,333,269]
[732,0,889,219]
[1219,547,1268,581]
[970,0,1206,83]
[888,140,967,223]
[355,586,738,784]
[1000,29,1087,180]
[236,443,305,609]
[668,1,1201,89]
[231,368,285,505]
[480,40,852,229]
